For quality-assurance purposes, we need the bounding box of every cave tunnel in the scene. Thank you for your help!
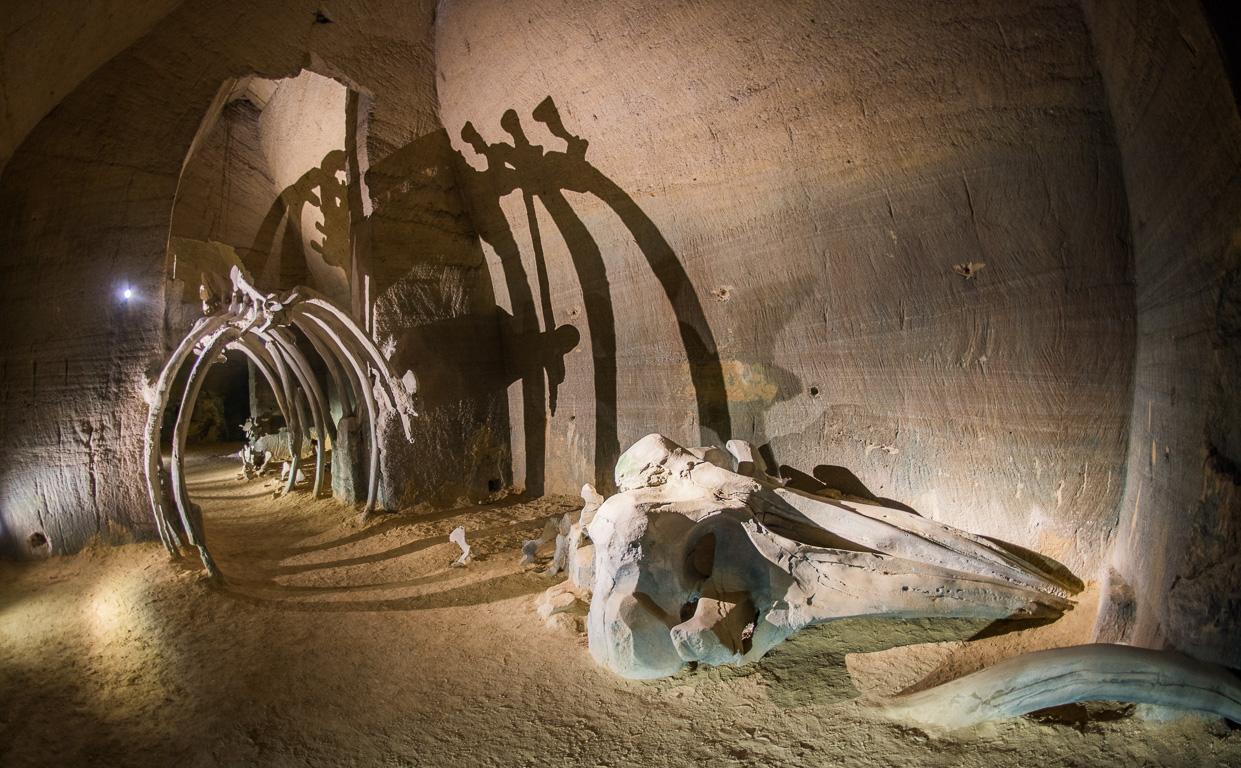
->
[1,0,1240,764]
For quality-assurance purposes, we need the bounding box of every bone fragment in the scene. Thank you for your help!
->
[280,462,307,484]
[450,526,472,567]
[544,515,574,576]
[537,581,591,635]
[567,485,602,590]
[520,516,562,564]
[725,439,784,486]
[882,644,1241,730]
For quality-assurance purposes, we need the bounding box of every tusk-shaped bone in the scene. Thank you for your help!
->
[882,643,1241,729]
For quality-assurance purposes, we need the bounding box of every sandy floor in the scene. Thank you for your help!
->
[1,445,1239,767]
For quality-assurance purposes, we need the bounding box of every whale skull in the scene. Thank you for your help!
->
[586,434,1077,679]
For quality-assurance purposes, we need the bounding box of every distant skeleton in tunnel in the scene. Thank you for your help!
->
[586,434,1080,680]
[239,429,313,478]
[144,266,419,580]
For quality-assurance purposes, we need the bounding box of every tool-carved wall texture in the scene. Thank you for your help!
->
[0,0,1238,669]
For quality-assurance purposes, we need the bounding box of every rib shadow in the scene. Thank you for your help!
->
[455,96,734,492]
[214,570,549,613]
[281,496,538,556]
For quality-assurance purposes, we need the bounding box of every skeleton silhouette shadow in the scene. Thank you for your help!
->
[454,97,732,493]
[246,149,350,302]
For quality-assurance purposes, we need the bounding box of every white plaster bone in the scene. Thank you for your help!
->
[545,514,573,576]
[450,526,472,567]
[298,322,355,419]
[520,516,561,565]
[725,439,784,486]
[252,331,303,497]
[143,312,234,555]
[280,462,307,484]
[267,327,330,497]
[567,484,604,591]
[881,644,1241,730]
[293,311,383,513]
[170,326,241,580]
[587,434,1077,679]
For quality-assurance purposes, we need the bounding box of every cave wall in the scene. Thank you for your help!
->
[1083,0,1241,667]
[437,0,1134,574]
[0,0,186,174]
[0,0,506,557]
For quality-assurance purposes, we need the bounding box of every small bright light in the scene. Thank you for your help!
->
[123,288,132,300]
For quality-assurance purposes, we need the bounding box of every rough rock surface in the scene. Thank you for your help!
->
[436,0,1134,575]
[0,0,1238,678]
[1083,0,1241,666]
[331,415,366,504]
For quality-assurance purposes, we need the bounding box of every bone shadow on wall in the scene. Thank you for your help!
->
[364,129,511,506]
[454,96,733,493]
[246,148,351,304]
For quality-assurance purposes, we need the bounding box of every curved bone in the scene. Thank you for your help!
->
[266,328,330,498]
[170,327,240,580]
[299,316,356,419]
[589,434,1077,679]
[147,267,419,567]
[143,312,234,555]
[725,439,783,486]
[882,643,1241,729]
[294,311,382,513]
[253,330,303,497]
[227,336,291,422]
[290,300,419,433]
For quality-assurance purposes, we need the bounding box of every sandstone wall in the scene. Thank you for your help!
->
[1,0,1239,673]
[437,0,1135,574]
[0,0,185,174]
[1084,0,1241,667]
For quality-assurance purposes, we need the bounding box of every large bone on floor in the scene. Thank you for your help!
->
[881,643,1241,730]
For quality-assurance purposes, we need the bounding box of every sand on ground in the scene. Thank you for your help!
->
[1,445,1238,767]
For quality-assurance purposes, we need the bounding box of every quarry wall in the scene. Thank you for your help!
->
[0,0,1237,666]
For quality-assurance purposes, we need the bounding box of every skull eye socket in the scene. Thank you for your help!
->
[680,599,698,622]
[688,531,716,579]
